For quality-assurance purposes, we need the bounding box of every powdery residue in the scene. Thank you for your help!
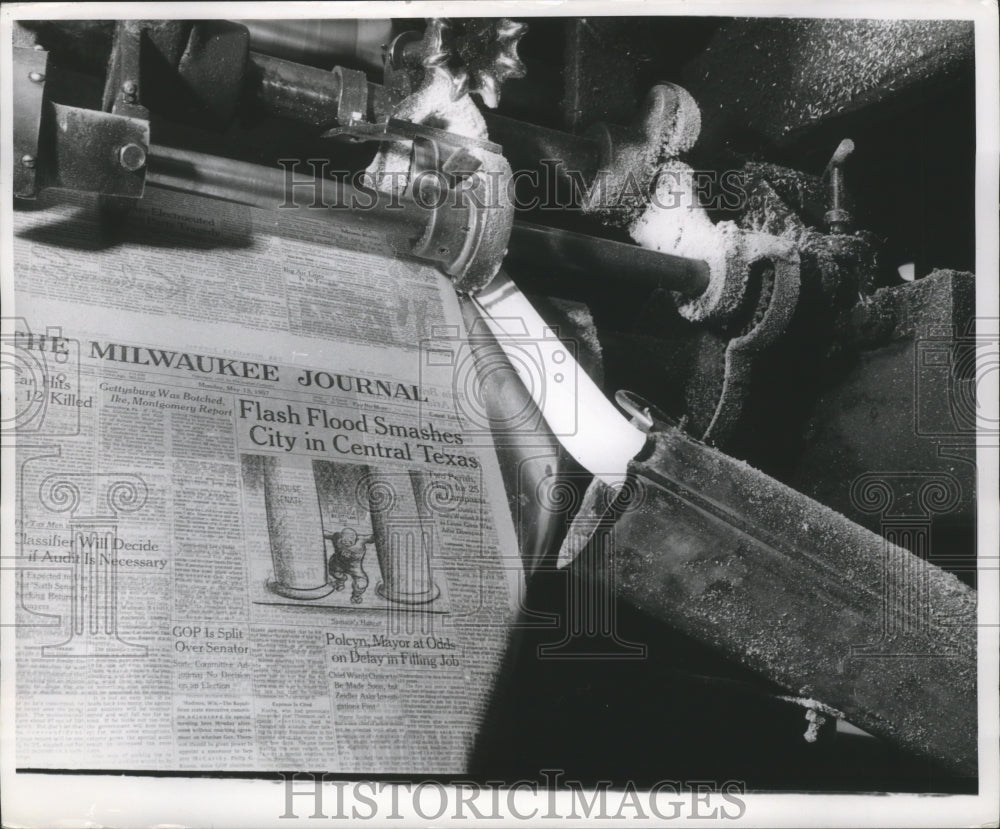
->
[610,428,978,774]
[582,83,701,227]
[366,67,490,195]
[628,160,743,322]
[686,19,974,144]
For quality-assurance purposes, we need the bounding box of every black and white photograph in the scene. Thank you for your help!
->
[1,2,997,826]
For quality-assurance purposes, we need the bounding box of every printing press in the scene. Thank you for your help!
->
[10,15,984,793]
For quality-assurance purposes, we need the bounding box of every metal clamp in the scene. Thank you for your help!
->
[14,46,149,201]
[324,118,514,293]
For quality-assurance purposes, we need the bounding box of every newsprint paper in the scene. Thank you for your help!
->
[9,186,523,773]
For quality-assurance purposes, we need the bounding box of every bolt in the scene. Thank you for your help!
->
[21,154,36,168]
[118,143,147,172]
[28,71,45,83]
[824,138,855,235]
[121,79,138,102]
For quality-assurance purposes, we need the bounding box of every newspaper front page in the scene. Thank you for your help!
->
[11,186,523,773]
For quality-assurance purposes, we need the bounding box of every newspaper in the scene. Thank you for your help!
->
[10,186,523,773]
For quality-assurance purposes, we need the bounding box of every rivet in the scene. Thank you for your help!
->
[28,71,45,83]
[118,143,147,172]
[21,154,36,168]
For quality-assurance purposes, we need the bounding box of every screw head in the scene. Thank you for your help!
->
[21,154,36,168]
[28,71,45,83]
[118,143,147,172]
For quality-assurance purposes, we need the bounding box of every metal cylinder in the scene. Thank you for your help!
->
[248,52,380,127]
[144,145,709,300]
[235,19,394,73]
[146,143,429,245]
[484,113,602,199]
[507,221,710,298]
[249,52,342,126]
[244,50,604,210]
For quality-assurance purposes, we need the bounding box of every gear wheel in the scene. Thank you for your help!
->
[421,18,527,108]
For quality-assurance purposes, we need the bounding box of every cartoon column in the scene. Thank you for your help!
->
[261,456,334,599]
[366,469,439,604]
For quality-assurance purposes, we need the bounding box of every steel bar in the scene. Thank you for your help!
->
[245,50,602,196]
[508,221,710,298]
[145,145,709,298]
[248,52,380,128]
[574,425,978,775]
[483,113,601,194]
[249,52,343,126]
[234,19,392,73]
[146,144,428,245]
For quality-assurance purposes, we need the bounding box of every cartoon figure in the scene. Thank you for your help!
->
[325,528,374,604]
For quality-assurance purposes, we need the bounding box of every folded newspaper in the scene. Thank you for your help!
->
[10,187,523,773]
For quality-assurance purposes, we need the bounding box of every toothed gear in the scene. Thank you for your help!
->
[421,18,527,109]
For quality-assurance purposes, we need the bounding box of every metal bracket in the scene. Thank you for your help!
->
[324,118,512,293]
[43,104,149,199]
[13,47,49,199]
[330,65,369,127]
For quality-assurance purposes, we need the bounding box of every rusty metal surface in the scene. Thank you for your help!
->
[783,270,978,536]
[581,83,702,226]
[506,220,710,298]
[145,144,426,244]
[582,426,977,775]
[698,247,797,444]
[685,18,975,149]
[250,52,356,128]
[13,46,48,198]
[234,18,392,73]
[175,21,249,128]
[44,103,149,198]
[562,18,642,133]
[102,20,189,119]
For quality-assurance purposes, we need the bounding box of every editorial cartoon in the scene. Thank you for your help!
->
[240,454,450,611]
